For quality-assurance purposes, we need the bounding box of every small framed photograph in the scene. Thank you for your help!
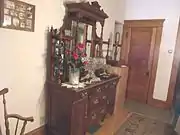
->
[2,15,12,26]
[20,22,25,28]
[27,12,32,19]
[4,8,9,14]
[5,0,15,9]
[12,17,19,27]
[9,10,14,16]
[19,12,25,19]
[26,19,32,29]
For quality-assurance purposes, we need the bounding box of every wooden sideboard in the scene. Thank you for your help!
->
[46,76,119,135]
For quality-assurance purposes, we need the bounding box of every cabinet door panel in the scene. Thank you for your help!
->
[71,97,88,135]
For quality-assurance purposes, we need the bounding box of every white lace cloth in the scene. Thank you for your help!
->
[62,82,86,89]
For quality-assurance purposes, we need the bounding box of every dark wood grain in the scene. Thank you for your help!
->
[47,76,119,135]
[0,88,8,95]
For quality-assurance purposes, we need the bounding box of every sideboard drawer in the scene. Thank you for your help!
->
[88,106,106,126]
[89,86,107,110]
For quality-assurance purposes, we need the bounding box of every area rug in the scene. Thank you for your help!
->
[115,113,178,135]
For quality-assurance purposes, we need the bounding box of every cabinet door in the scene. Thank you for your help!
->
[71,96,88,135]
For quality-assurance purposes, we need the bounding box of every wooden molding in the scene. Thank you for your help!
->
[148,98,170,109]
[147,26,167,108]
[124,19,165,28]
[167,18,180,108]
[25,125,45,135]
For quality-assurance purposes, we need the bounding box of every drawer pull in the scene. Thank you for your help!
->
[100,109,105,114]
[81,92,88,98]
[80,93,85,98]
[102,96,107,100]
[93,99,99,104]
[84,92,88,96]
[92,113,97,120]
[97,88,101,92]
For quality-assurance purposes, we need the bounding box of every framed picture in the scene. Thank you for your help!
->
[0,0,35,32]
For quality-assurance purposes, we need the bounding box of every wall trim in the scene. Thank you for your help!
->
[25,125,45,135]
[167,18,180,108]
[124,19,165,28]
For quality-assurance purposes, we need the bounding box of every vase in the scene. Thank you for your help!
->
[69,68,80,85]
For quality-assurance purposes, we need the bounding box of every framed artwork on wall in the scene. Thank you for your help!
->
[0,0,35,32]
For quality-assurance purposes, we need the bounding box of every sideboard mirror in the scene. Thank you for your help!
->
[48,1,115,83]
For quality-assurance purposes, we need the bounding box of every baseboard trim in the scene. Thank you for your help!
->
[26,125,45,135]
[148,98,170,109]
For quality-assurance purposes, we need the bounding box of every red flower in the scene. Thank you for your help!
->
[72,52,79,60]
[83,61,88,65]
[76,43,85,51]
[81,53,87,57]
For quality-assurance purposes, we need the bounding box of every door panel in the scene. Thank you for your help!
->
[127,27,152,103]
[71,97,88,135]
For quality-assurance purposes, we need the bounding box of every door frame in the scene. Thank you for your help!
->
[167,18,180,108]
[121,19,165,108]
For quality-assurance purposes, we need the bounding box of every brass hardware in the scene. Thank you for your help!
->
[80,93,85,98]
[84,92,88,96]
[92,113,96,120]
[97,87,101,92]
[81,92,88,98]
[100,108,105,114]
[102,96,107,100]
[93,99,99,104]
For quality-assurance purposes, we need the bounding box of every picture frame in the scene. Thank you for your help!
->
[0,0,35,32]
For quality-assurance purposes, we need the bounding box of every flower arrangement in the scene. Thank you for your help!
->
[66,43,88,71]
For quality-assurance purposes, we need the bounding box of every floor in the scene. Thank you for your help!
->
[124,99,173,123]
[86,99,175,135]
[86,107,129,135]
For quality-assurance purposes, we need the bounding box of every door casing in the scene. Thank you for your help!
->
[121,19,166,108]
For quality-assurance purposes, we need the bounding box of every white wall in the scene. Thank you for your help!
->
[0,0,65,134]
[0,0,125,134]
[124,0,180,101]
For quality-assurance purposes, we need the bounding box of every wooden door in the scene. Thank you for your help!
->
[127,27,152,102]
[121,20,164,104]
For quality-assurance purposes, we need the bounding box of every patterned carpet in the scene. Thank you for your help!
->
[115,113,178,135]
